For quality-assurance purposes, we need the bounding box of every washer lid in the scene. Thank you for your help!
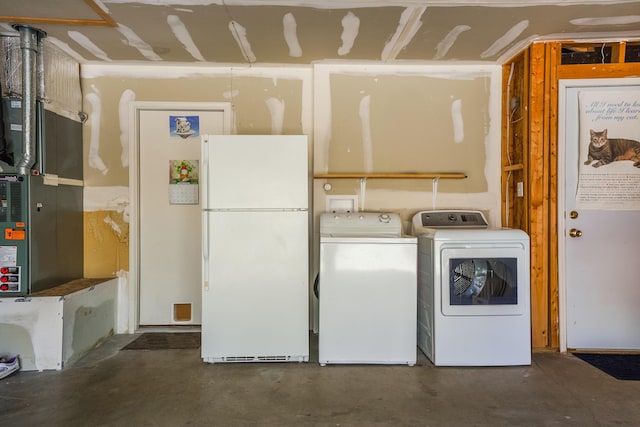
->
[412,210,488,232]
[320,212,402,237]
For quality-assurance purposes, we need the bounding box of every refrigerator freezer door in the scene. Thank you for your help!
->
[202,210,309,362]
[202,135,308,209]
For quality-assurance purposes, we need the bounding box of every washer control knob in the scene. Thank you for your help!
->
[378,213,391,223]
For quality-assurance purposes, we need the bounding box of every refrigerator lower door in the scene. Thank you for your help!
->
[202,210,309,363]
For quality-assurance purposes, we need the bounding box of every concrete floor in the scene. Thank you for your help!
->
[1,333,639,427]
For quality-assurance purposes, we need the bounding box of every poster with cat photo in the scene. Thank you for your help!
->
[576,90,640,210]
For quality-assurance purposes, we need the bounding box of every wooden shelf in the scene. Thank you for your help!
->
[313,173,467,179]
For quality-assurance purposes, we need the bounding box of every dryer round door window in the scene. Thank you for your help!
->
[450,258,517,305]
[441,246,527,317]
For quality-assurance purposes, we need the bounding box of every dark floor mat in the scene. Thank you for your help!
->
[574,353,640,380]
[122,332,201,350]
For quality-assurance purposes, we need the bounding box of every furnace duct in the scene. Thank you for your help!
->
[14,25,46,176]
[0,28,82,173]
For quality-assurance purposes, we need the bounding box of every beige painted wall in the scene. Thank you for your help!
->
[80,63,501,290]
[313,64,501,232]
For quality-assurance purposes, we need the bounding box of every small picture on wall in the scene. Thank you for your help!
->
[169,115,200,139]
[170,160,199,184]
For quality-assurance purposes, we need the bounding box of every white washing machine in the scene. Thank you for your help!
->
[318,212,417,366]
[411,210,531,366]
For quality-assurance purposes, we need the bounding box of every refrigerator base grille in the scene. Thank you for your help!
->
[203,355,309,363]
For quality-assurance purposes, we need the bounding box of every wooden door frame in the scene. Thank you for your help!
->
[128,101,232,333]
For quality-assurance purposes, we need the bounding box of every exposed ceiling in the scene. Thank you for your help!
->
[1,0,640,65]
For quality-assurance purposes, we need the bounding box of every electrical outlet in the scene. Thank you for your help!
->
[517,181,524,197]
[326,195,358,212]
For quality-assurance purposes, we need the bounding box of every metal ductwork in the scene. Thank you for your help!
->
[0,27,83,297]
[13,25,46,176]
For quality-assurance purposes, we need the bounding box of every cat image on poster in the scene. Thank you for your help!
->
[584,129,640,168]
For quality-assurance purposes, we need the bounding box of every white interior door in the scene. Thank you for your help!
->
[560,79,640,350]
[138,105,227,325]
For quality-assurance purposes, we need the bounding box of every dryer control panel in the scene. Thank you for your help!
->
[320,212,402,237]
[412,210,488,232]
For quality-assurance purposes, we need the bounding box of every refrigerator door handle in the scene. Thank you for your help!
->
[201,134,209,291]
[202,211,209,291]
[201,135,209,210]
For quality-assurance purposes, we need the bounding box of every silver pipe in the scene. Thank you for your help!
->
[14,25,46,176]
[37,34,45,100]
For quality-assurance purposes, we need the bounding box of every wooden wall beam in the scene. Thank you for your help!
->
[611,42,626,63]
[546,43,560,349]
[528,43,550,349]
[557,63,640,79]
[522,50,531,232]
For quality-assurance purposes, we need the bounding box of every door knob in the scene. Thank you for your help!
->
[569,228,582,238]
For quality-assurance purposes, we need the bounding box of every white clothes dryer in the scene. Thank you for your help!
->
[411,210,531,366]
[319,212,417,366]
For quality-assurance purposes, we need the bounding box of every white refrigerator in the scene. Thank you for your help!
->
[200,134,309,363]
